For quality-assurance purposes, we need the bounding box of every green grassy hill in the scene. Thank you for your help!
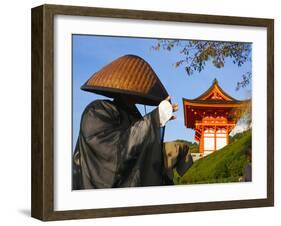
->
[173,130,252,185]
[165,139,199,153]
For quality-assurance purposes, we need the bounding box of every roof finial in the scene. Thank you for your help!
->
[213,78,218,84]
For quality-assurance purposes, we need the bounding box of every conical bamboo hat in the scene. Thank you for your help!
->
[81,54,169,106]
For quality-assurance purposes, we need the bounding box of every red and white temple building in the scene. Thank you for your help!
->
[183,79,249,156]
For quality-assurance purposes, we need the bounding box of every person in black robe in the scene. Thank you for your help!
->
[73,96,184,189]
[72,54,191,189]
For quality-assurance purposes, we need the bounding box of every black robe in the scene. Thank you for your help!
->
[72,99,168,189]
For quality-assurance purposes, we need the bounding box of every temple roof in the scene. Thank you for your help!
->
[183,79,249,106]
[182,79,250,129]
[194,78,237,101]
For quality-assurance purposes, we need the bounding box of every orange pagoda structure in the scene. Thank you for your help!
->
[183,79,249,156]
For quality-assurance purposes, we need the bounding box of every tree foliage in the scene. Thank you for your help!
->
[235,72,252,91]
[152,40,252,90]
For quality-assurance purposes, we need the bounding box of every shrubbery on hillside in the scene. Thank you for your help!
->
[169,139,199,153]
[173,130,252,184]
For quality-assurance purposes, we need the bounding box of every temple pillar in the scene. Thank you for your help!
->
[214,126,217,151]
[226,126,229,145]
[200,126,204,155]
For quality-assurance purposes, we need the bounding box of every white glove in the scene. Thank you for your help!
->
[158,100,173,127]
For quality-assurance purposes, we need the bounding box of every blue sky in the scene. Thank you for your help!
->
[72,35,252,148]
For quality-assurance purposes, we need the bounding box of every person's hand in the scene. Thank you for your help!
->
[158,96,178,127]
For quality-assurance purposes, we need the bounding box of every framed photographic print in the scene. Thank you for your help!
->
[31,4,274,221]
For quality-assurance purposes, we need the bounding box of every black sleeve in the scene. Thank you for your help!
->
[175,145,193,177]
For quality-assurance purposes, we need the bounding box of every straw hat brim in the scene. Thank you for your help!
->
[81,85,167,106]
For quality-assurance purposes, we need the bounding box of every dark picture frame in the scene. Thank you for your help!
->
[31,4,274,221]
